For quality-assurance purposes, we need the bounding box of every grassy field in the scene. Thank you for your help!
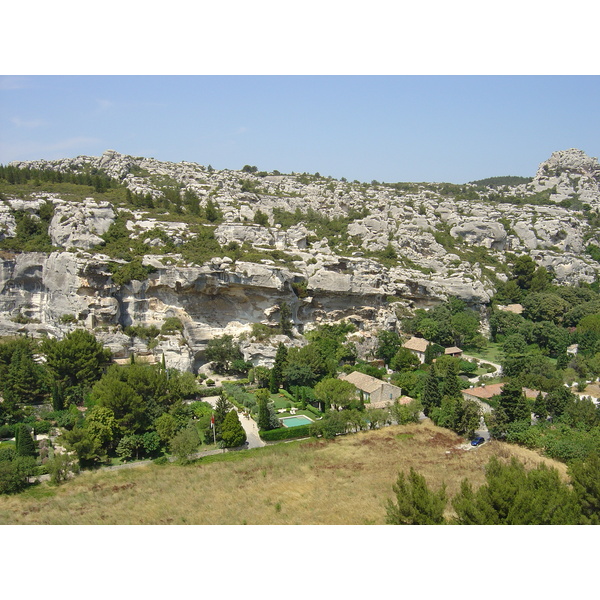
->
[0,420,568,525]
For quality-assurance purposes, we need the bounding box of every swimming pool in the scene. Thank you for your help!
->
[280,415,313,428]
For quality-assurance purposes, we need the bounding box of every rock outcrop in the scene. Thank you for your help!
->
[2,147,599,370]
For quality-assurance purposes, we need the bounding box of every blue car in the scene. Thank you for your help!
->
[471,437,485,447]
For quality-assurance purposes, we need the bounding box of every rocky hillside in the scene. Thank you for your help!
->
[1,148,599,371]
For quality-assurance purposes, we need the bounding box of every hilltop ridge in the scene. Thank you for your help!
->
[1,148,599,371]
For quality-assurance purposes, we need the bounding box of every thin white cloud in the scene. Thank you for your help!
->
[0,76,30,91]
[96,98,115,112]
[0,137,103,163]
[10,116,46,129]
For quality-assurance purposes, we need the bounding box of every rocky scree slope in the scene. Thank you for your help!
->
[1,148,600,372]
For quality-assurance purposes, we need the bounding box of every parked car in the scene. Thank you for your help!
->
[471,436,485,446]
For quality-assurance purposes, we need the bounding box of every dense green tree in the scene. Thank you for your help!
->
[283,363,318,389]
[390,347,420,372]
[90,373,146,435]
[220,410,246,448]
[497,380,530,424]
[204,198,221,222]
[84,406,119,452]
[0,456,36,494]
[386,468,447,525]
[42,329,111,394]
[154,412,179,444]
[14,423,36,457]
[533,392,548,421]
[279,301,293,336]
[545,387,577,420]
[375,331,402,366]
[452,457,582,524]
[3,345,47,405]
[61,425,105,466]
[253,366,271,388]
[512,255,537,290]
[269,342,288,393]
[212,393,232,441]
[390,398,422,425]
[522,292,570,324]
[314,377,356,411]
[204,334,243,374]
[569,453,600,524]
[256,388,272,431]
[561,396,598,430]
[116,434,144,461]
[489,310,525,342]
[253,209,269,226]
[170,424,200,464]
[454,399,481,439]
[450,310,480,347]
[421,370,441,416]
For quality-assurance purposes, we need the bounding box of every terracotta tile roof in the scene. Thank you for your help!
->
[339,371,384,394]
[462,383,504,399]
[463,382,544,400]
[445,346,462,354]
[402,337,430,353]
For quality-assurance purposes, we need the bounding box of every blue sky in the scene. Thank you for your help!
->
[1,75,599,184]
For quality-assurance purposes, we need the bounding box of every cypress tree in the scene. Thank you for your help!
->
[220,409,247,448]
[269,342,288,393]
[213,393,232,440]
[421,370,441,416]
[15,424,36,458]
[498,380,530,423]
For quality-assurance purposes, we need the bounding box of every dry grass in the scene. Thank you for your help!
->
[0,421,569,525]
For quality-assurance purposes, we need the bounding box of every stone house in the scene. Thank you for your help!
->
[402,336,430,363]
[339,370,408,408]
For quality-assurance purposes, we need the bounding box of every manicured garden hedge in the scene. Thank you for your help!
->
[259,424,311,441]
[196,386,223,398]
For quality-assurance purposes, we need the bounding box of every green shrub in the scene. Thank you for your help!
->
[32,420,52,435]
[0,424,14,439]
[153,456,168,465]
[161,317,184,334]
[109,259,157,285]
[196,386,223,397]
[259,424,311,441]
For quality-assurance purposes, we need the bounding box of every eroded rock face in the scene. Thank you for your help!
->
[2,148,600,371]
[49,200,115,250]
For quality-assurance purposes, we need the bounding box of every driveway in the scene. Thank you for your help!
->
[203,395,265,449]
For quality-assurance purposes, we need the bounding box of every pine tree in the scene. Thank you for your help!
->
[386,468,447,524]
[569,454,600,524]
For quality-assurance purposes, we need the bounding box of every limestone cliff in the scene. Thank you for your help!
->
[2,148,599,370]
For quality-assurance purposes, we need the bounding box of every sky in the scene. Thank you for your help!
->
[1,75,599,184]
